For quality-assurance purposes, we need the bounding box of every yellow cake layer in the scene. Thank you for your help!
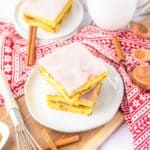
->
[38,65,71,101]
[47,101,93,115]
[24,16,61,33]
[70,72,108,97]
[47,83,101,107]
[24,0,73,32]
[46,81,99,103]
[24,6,72,33]
[70,82,98,99]
[38,65,108,99]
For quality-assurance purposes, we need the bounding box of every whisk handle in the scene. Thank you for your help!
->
[0,71,19,112]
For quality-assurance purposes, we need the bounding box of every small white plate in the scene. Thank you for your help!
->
[24,60,124,133]
[13,0,84,40]
[0,121,9,149]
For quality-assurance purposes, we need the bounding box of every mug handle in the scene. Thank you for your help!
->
[135,1,150,17]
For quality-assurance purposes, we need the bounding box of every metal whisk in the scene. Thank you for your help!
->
[0,71,41,150]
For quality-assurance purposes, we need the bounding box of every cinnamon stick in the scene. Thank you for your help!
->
[42,135,80,150]
[112,35,125,62]
[42,129,57,150]
[27,26,37,65]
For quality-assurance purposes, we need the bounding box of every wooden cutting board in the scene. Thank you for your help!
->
[0,97,124,150]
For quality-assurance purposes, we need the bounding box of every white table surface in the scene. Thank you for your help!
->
[0,1,133,150]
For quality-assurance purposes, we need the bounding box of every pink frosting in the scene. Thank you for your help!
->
[23,0,69,21]
[39,42,108,95]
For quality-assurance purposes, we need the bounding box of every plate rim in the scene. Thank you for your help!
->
[24,60,124,133]
[13,0,84,40]
[0,121,9,149]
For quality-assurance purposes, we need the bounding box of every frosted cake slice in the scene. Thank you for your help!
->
[23,0,73,32]
[38,42,108,99]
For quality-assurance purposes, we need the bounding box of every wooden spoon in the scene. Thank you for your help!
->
[131,65,150,90]
[132,48,150,61]
[131,22,150,39]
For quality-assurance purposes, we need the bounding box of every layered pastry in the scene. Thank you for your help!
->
[38,42,108,115]
[23,0,73,33]
[46,83,102,115]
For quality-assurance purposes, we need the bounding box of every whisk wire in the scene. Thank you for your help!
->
[16,129,21,150]
[25,127,42,150]
[10,109,42,150]
[0,72,42,150]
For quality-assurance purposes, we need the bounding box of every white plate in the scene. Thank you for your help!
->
[0,121,9,149]
[13,0,84,40]
[25,60,124,133]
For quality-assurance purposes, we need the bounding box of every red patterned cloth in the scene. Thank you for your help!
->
[0,22,150,150]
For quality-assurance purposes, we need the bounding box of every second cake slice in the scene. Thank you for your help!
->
[23,0,73,32]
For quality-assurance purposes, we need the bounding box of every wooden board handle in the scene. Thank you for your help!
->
[81,111,124,150]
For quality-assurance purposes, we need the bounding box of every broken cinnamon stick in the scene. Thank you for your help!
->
[42,129,57,150]
[42,135,80,150]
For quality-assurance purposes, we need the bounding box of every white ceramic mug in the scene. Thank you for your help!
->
[83,0,150,30]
